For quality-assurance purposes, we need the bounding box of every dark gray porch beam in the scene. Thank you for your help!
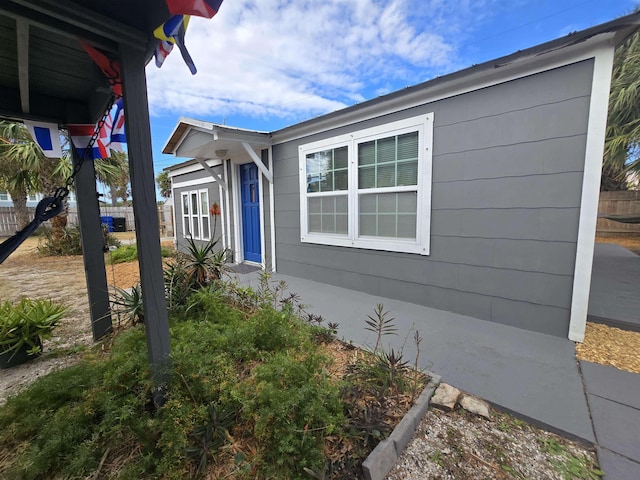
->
[6,0,146,50]
[71,148,113,340]
[16,19,29,114]
[119,45,171,405]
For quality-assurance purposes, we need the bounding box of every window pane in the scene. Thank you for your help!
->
[308,197,321,214]
[191,193,198,215]
[397,132,418,161]
[397,160,418,186]
[334,169,348,190]
[200,191,208,213]
[378,215,396,237]
[358,141,375,165]
[192,219,199,238]
[336,214,348,234]
[334,146,348,169]
[398,192,418,212]
[359,166,376,189]
[360,214,376,236]
[358,130,420,189]
[307,174,320,193]
[377,137,395,163]
[201,219,210,239]
[358,192,417,239]
[309,214,322,232]
[183,195,189,215]
[184,218,191,236]
[377,164,395,188]
[378,193,396,213]
[398,214,417,238]
[306,147,348,193]
[307,194,347,235]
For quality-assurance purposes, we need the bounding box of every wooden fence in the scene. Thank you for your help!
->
[0,205,174,237]
[597,191,640,236]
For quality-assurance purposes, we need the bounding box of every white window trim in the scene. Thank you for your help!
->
[299,113,433,255]
[180,188,211,241]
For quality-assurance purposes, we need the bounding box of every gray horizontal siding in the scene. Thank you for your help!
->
[271,59,594,337]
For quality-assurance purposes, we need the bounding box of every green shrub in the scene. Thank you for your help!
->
[108,244,174,265]
[38,225,120,256]
[0,297,67,359]
[242,350,343,477]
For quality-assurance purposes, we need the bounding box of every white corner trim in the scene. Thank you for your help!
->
[268,146,277,272]
[231,163,242,261]
[224,159,232,256]
[259,171,266,270]
[568,46,615,342]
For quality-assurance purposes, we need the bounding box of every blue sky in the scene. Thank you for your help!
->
[147,0,637,177]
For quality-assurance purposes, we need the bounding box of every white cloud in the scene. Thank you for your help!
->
[146,0,493,126]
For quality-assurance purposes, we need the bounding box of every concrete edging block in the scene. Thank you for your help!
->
[362,373,441,480]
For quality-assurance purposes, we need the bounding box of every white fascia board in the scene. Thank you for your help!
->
[272,33,616,145]
[168,159,222,177]
[568,45,615,343]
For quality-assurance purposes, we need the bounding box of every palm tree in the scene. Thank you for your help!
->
[0,122,47,230]
[603,30,640,190]
[0,121,130,233]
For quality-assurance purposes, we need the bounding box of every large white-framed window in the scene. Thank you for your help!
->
[181,189,211,240]
[299,113,433,255]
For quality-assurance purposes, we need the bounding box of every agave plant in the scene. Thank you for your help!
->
[180,236,229,289]
[110,284,144,326]
[0,298,67,366]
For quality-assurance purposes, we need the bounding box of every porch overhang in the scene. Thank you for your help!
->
[163,117,273,182]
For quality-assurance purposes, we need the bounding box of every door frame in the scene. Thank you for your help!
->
[232,162,266,267]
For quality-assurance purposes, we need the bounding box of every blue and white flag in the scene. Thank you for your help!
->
[23,121,62,158]
[109,98,126,152]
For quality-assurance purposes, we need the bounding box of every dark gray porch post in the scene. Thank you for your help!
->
[72,149,112,340]
[119,45,171,404]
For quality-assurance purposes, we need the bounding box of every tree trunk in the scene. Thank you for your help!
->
[110,184,118,206]
[10,186,30,230]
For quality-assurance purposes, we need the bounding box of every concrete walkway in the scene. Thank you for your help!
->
[580,362,640,480]
[585,243,640,479]
[237,270,595,442]
[588,243,640,332]
[235,241,640,477]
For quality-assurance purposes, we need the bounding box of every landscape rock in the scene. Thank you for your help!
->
[431,383,461,411]
[459,393,491,419]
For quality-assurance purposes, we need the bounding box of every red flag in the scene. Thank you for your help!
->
[80,42,123,98]
[165,0,223,18]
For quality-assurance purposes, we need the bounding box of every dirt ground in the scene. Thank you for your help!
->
[0,233,637,478]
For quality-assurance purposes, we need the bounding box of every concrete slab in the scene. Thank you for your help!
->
[235,271,595,442]
[580,361,640,410]
[588,394,640,461]
[589,243,640,331]
[598,448,640,480]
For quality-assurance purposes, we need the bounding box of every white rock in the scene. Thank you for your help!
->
[459,394,491,419]
[430,383,461,411]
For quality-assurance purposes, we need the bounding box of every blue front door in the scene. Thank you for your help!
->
[240,163,261,263]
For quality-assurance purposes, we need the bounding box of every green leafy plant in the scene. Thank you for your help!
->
[37,225,120,256]
[108,244,173,265]
[179,236,229,288]
[110,284,144,325]
[364,303,397,352]
[0,297,67,362]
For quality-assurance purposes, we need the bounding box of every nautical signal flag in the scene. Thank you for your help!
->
[153,15,197,74]
[80,42,122,98]
[165,0,223,18]
[23,121,63,158]
[68,124,110,160]
[109,98,126,153]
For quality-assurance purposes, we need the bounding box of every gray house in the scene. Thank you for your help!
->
[164,13,640,342]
